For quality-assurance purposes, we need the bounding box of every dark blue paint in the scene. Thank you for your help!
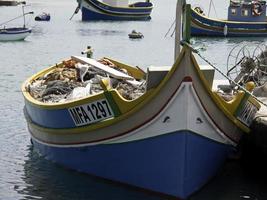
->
[89,0,152,13]
[81,0,152,21]
[82,8,151,21]
[192,11,267,29]
[191,10,267,37]
[228,2,266,22]
[0,27,31,35]
[25,103,76,128]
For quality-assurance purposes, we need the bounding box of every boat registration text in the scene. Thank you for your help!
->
[68,99,114,126]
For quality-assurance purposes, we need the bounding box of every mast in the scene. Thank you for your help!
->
[174,0,183,61]
[22,5,26,28]
[174,0,190,61]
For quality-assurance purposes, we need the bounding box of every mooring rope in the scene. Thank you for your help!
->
[181,41,267,108]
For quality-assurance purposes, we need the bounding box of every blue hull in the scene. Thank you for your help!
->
[191,9,267,37]
[32,131,231,199]
[80,0,152,21]
[82,7,151,21]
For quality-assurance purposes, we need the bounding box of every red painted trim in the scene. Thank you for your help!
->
[191,83,239,144]
[183,76,193,82]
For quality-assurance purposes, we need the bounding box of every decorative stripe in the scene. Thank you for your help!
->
[29,81,237,147]
[192,9,267,25]
[82,0,152,19]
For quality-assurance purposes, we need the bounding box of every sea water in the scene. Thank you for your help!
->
[0,0,266,199]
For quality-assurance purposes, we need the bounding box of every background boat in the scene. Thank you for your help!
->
[35,12,50,21]
[0,4,33,41]
[191,0,267,37]
[75,0,153,21]
[0,27,32,41]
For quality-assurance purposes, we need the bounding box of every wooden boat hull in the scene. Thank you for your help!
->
[22,47,259,198]
[80,0,153,21]
[30,129,231,199]
[0,27,31,41]
[191,9,267,37]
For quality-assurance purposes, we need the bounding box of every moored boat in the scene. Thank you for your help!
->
[0,27,31,41]
[128,30,144,39]
[35,12,50,21]
[191,0,267,37]
[22,1,261,199]
[0,5,33,41]
[75,0,153,21]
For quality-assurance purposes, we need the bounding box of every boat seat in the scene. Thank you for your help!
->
[146,65,215,90]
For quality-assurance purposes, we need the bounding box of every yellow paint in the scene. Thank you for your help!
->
[23,46,257,136]
[109,89,155,114]
[189,51,255,133]
[100,78,112,91]
[192,8,267,25]
[104,57,145,80]
[213,82,260,116]
[23,49,186,134]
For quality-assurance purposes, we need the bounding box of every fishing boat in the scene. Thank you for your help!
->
[0,5,33,41]
[191,0,267,37]
[22,1,260,199]
[74,0,153,21]
[0,27,32,41]
[35,12,50,21]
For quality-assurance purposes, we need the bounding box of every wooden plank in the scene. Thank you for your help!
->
[71,56,134,80]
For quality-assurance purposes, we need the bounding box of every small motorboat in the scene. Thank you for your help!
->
[0,5,33,41]
[35,12,50,21]
[128,30,144,39]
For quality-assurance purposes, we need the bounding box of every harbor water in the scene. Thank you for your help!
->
[0,0,267,199]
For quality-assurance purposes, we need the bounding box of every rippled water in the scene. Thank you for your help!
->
[0,0,267,199]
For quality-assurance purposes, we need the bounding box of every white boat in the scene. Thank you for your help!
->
[0,4,33,41]
[0,27,31,41]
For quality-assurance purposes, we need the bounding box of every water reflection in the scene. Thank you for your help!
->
[20,147,165,200]
[17,144,267,200]
[77,28,126,37]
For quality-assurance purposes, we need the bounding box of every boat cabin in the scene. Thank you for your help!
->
[228,0,267,22]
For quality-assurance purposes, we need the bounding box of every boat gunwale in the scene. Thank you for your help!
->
[22,46,250,135]
[192,8,267,25]
[0,27,32,34]
[191,17,267,34]
[84,0,153,11]
[21,59,149,109]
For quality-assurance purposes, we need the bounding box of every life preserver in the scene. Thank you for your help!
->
[252,2,262,16]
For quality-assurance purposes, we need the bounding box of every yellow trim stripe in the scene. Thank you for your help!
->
[192,8,267,25]
[189,51,250,133]
[85,0,153,10]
